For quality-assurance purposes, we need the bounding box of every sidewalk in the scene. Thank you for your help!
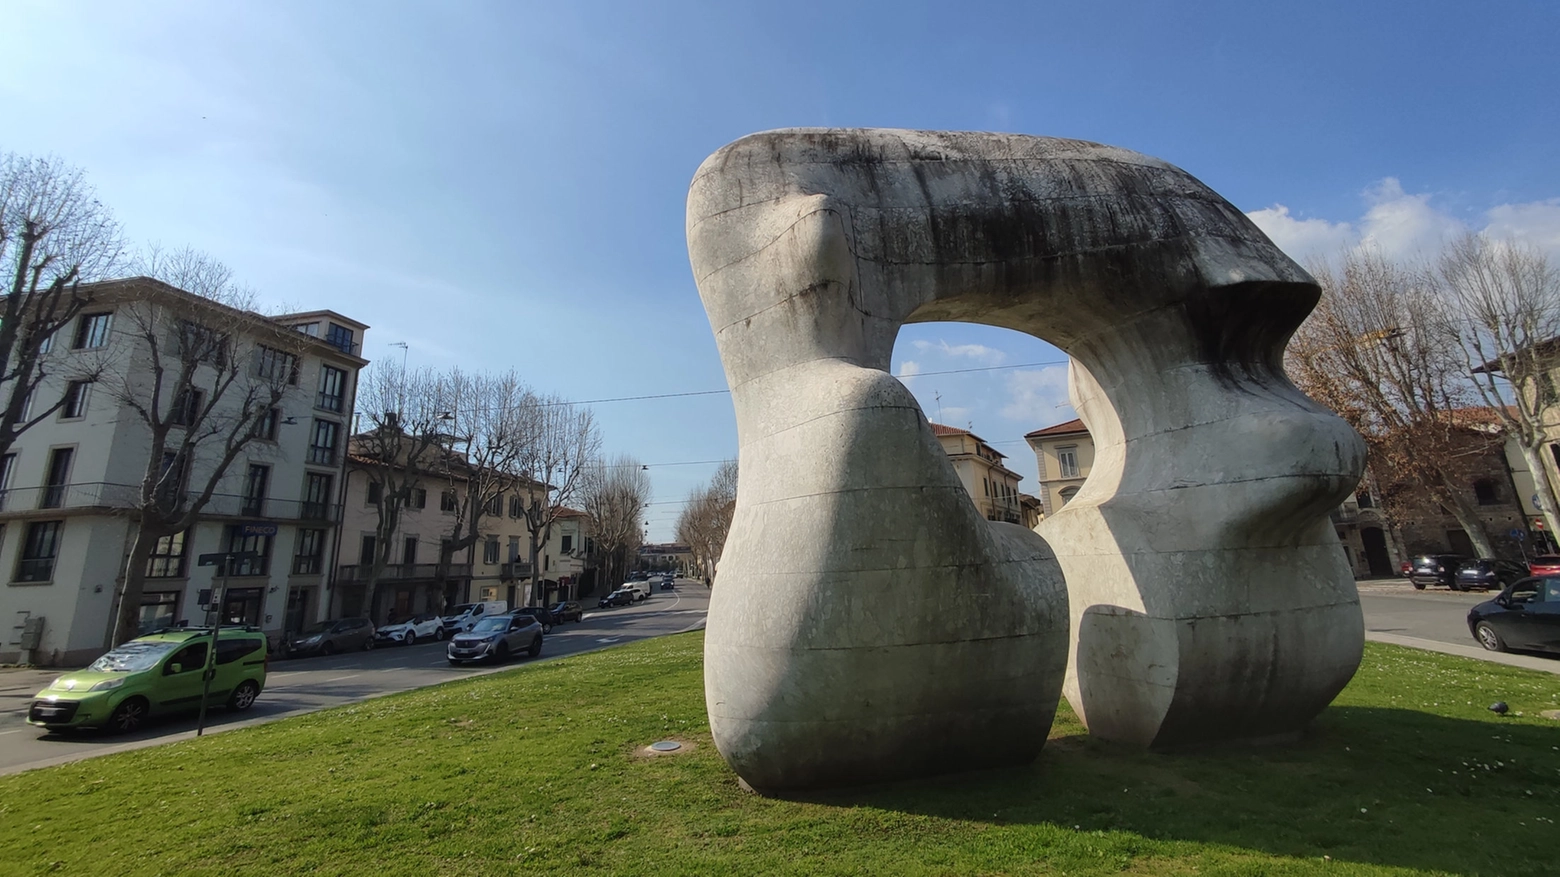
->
[1366,631,1560,675]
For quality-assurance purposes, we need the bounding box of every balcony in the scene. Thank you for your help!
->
[335,562,473,584]
[0,483,340,522]
[500,561,534,581]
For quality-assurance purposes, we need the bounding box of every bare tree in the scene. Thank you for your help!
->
[351,362,450,619]
[514,393,600,606]
[1435,232,1560,535]
[430,370,529,605]
[109,248,309,645]
[0,153,125,461]
[1286,248,1500,557]
[582,455,650,593]
[675,460,737,582]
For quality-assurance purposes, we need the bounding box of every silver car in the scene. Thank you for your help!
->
[446,614,543,665]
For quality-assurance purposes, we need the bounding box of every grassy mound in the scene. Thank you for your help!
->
[1,635,1556,876]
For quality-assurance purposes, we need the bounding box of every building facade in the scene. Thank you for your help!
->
[1024,418,1093,518]
[0,278,367,665]
[929,422,1026,524]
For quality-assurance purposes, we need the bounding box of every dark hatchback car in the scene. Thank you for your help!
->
[285,617,376,657]
[1468,577,1560,654]
[510,606,556,633]
[1454,558,1529,592]
[1409,554,1468,590]
[598,590,633,609]
[548,601,583,624]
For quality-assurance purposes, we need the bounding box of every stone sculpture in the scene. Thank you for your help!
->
[687,128,1365,792]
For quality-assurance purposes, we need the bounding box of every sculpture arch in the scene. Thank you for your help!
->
[688,128,1366,791]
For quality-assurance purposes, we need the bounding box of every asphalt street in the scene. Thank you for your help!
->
[0,579,710,776]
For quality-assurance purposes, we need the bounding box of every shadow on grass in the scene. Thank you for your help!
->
[790,706,1560,876]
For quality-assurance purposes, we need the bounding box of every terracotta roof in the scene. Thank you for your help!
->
[928,422,971,437]
[552,506,589,519]
[1025,418,1088,439]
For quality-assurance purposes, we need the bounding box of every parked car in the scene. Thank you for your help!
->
[446,614,543,664]
[548,601,583,624]
[1468,577,1560,653]
[375,613,447,646]
[1528,555,1560,576]
[28,626,268,733]
[598,590,634,609]
[286,617,376,657]
[1399,560,1413,577]
[439,601,507,634]
[1454,558,1529,592]
[510,606,556,634]
[1409,554,1468,590]
[620,581,651,602]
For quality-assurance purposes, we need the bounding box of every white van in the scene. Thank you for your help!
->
[440,600,508,633]
[620,581,651,602]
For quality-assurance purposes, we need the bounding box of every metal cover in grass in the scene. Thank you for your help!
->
[650,740,682,752]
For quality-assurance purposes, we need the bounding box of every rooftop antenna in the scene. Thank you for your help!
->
[934,390,943,423]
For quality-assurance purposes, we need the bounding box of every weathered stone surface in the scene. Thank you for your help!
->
[687,128,1365,789]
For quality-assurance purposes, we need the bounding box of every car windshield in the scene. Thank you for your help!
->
[472,617,507,633]
[446,604,474,616]
[85,640,182,673]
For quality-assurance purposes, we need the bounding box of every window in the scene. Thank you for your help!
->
[0,453,15,511]
[293,528,326,575]
[242,464,269,516]
[1058,486,1081,506]
[983,478,990,497]
[440,489,457,512]
[138,592,179,633]
[72,312,112,349]
[325,322,355,354]
[256,346,299,385]
[307,419,340,465]
[483,538,499,564]
[1473,479,1500,506]
[402,536,418,565]
[508,536,520,562]
[561,534,573,553]
[1057,447,1080,479]
[359,534,377,565]
[165,642,207,674]
[509,495,524,518]
[412,488,427,509]
[224,525,272,576]
[177,320,227,366]
[1357,491,1375,510]
[215,637,264,665]
[365,481,382,505]
[485,493,503,516]
[252,406,280,441]
[156,451,189,508]
[170,387,204,427]
[37,329,54,354]
[40,447,72,509]
[302,472,334,519]
[317,365,346,412]
[1539,373,1560,409]
[16,520,62,582]
[61,380,90,419]
[294,322,319,337]
[147,531,188,578]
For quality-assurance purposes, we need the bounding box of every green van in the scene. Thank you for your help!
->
[27,627,269,733]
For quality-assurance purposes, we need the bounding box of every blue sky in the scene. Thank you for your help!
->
[3,1,1557,539]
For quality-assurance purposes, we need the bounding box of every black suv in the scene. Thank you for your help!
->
[510,606,556,633]
[1454,558,1528,592]
[1410,554,1469,590]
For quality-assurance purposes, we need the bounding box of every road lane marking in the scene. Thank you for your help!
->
[325,674,361,682]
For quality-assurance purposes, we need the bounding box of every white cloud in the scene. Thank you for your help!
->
[910,339,1007,363]
[895,360,921,388]
[1000,365,1072,424]
[1245,205,1355,266]
[1249,178,1560,267]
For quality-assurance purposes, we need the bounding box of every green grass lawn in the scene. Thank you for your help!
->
[2,636,1557,877]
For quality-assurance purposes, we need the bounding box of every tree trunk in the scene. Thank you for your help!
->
[528,535,542,608]
[110,527,158,647]
[1515,438,1560,537]
[1438,477,1498,558]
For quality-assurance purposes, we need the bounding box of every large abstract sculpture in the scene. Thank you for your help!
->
[687,129,1366,792]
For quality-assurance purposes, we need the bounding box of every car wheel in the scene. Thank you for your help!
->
[541,622,553,634]
[322,642,337,656]
[405,632,417,647]
[363,637,375,651]
[1475,622,1507,652]
[228,680,260,711]
[495,643,510,663]
[436,627,446,641]
[528,637,542,658]
[108,697,148,734]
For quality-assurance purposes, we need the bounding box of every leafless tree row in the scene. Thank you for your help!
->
[1286,233,1560,557]
[581,455,651,593]
[675,459,736,582]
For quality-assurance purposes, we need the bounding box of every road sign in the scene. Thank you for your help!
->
[238,521,278,537]
[1510,529,1526,541]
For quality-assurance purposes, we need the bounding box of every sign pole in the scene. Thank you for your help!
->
[196,555,226,737]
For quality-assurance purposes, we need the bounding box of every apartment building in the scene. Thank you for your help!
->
[1024,418,1092,518]
[929,422,1026,525]
[0,278,367,665]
